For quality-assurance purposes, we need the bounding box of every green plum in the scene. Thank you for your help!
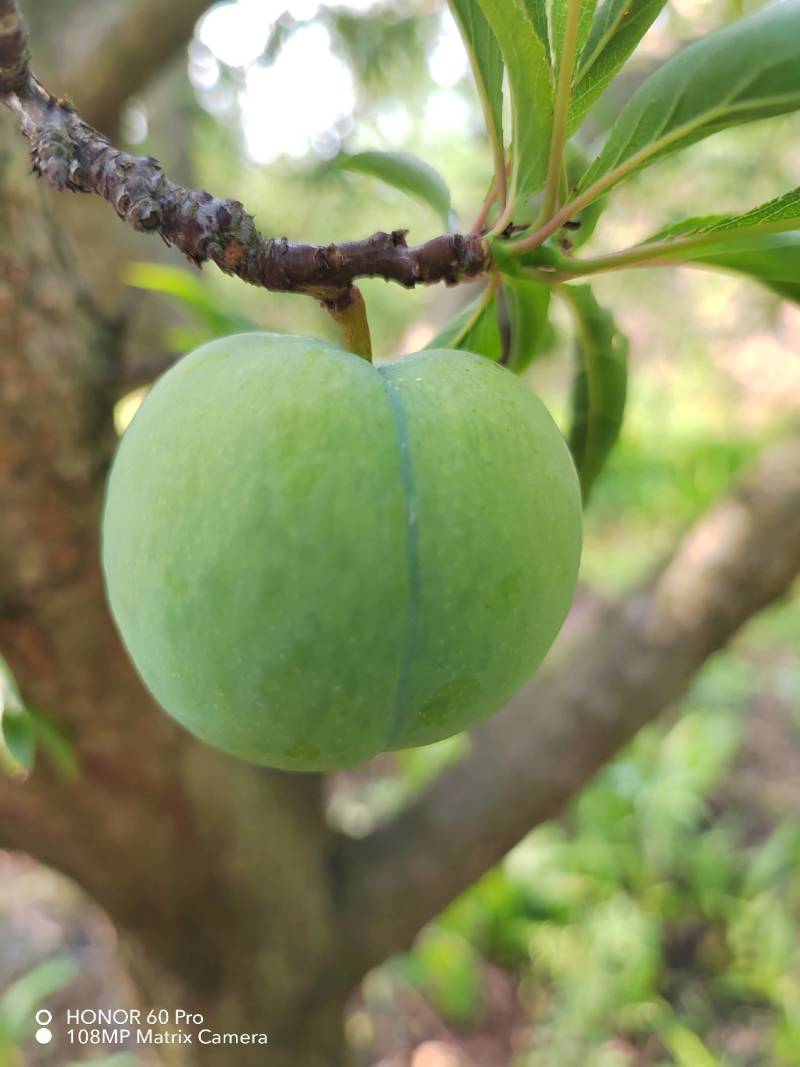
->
[102,333,582,771]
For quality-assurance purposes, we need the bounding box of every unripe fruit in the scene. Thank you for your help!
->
[102,333,582,771]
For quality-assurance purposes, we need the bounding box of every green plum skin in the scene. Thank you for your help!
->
[102,333,582,771]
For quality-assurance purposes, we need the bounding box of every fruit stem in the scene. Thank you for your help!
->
[324,286,373,362]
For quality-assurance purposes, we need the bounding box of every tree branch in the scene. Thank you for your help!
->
[0,0,27,91]
[63,0,213,135]
[337,435,800,973]
[0,0,489,315]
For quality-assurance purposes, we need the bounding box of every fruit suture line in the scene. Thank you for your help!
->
[0,0,489,334]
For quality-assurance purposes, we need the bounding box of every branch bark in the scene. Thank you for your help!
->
[337,436,800,973]
[0,0,488,313]
[62,0,213,135]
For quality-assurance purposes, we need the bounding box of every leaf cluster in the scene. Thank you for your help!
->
[330,0,800,498]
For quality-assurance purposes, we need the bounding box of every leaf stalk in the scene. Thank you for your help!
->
[541,0,583,221]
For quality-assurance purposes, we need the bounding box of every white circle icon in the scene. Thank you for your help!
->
[35,1010,52,1025]
[35,1028,53,1045]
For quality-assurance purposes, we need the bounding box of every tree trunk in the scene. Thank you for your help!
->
[0,85,353,1067]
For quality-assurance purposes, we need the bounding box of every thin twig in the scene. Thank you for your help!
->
[470,182,498,235]
[0,0,490,346]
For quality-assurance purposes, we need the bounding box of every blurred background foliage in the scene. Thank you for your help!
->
[3,0,799,1065]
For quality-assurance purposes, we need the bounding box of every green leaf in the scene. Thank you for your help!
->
[645,214,732,242]
[2,713,36,773]
[27,706,79,782]
[125,262,259,344]
[426,289,502,360]
[0,654,78,780]
[578,0,800,197]
[698,188,800,235]
[163,325,217,354]
[339,150,454,229]
[524,0,551,63]
[562,283,628,501]
[476,0,553,214]
[413,928,482,1023]
[501,276,551,372]
[571,0,668,129]
[687,232,800,305]
[449,1,504,171]
[648,187,800,244]
[0,653,35,773]
[660,1022,722,1067]
[0,957,78,1037]
[632,193,800,303]
[0,653,23,713]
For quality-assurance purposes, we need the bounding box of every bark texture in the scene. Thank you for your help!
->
[0,0,488,333]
